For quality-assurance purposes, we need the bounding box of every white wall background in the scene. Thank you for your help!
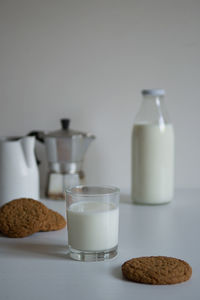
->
[0,0,200,192]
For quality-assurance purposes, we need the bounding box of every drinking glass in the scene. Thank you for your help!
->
[66,185,120,261]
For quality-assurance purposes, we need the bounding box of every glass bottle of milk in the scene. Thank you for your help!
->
[131,89,174,205]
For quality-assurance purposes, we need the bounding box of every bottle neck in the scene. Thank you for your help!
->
[134,94,170,125]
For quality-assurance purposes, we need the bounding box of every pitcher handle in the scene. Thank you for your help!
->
[27,131,45,165]
[27,131,45,143]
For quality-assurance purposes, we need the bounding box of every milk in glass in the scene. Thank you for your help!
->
[67,201,119,251]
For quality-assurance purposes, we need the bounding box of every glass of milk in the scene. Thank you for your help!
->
[66,185,120,261]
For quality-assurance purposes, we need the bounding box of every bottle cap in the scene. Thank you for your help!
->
[141,89,165,96]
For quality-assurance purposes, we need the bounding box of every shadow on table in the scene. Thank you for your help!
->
[111,265,126,281]
[0,238,71,260]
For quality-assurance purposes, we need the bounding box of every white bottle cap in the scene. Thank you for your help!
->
[141,89,165,96]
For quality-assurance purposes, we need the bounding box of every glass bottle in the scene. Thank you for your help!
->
[131,89,174,205]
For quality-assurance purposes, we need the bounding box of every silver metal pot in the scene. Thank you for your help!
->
[30,119,96,199]
[32,119,95,174]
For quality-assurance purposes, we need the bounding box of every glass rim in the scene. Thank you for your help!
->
[66,185,120,197]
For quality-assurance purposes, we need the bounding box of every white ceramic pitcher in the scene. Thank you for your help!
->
[0,136,39,205]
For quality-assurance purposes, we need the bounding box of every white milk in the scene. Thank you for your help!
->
[67,201,119,251]
[132,123,174,204]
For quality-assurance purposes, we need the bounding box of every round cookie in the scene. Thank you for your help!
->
[122,256,192,285]
[0,198,49,238]
[40,209,66,231]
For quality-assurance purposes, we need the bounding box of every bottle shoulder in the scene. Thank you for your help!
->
[133,122,174,128]
[132,123,174,131]
[132,123,175,140]
[134,97,171,125]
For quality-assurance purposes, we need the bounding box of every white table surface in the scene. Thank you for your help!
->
[0,189,199,300]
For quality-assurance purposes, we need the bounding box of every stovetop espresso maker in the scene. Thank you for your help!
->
[32,119,95,199]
